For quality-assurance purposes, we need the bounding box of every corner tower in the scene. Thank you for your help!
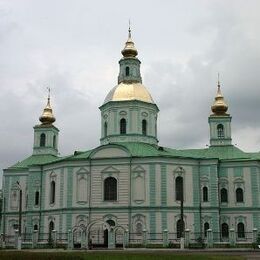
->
[33,90,59,155]
[99,28,159,145]
[209,81,232,146]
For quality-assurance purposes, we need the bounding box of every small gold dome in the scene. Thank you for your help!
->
[39,94,56,125]
[121,28,138,58]
[211,83,228,115]
[104,82,154,104]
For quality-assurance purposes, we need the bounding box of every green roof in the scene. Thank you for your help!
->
[178,145,254,160]
[62,142,260,162]
[8,154,59,169]
[7,143,260,170]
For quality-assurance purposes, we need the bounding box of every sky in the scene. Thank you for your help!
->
[1,0,260,186]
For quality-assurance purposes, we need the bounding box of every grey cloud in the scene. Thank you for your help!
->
[1,0,260,187]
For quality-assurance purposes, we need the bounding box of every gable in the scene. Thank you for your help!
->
[90,146,130,159]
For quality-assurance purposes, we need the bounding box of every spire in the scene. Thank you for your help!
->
[39,88,56,125]
[121,23,138,58]
[211,76,228,115]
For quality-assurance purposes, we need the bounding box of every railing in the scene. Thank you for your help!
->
[0,230,258,249]
[147,232,163,244]
[129,232,143,244]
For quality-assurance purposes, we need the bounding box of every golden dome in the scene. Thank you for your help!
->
[121,27,138,58]
[211,82,228,115]
[104,82,154,104]
[39,92,56,125]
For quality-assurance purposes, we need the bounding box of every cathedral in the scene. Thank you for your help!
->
[1,28,260,248]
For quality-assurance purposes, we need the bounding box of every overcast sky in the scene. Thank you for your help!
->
[1,0,260,186]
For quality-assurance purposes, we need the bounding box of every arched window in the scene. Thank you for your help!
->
[53,135,56,148]
[237,222,245,238]
[40,133,46,147]
[177,219,185,238]
[104,177,117,201]
[34,224,38,231]
[175,176,183,201]
[220,188,228,203]
[217,124,224,138]
[120,118,126,134]
[125,66,130,76]
[49,221,54,240]
[221,223,229,238]
[104,122,108,137]
[236,188,244,202]
[106,219,115,227]
[202,186,208,202]
[136,223,143,235]
[50,181,55,204]
[142,119,147,135]
[35,191,40,206]
[204,222,210,237]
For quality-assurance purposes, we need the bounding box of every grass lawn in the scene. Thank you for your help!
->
[0,251,246,260]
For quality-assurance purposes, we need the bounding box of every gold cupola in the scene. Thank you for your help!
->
[211,81,228,115]
[39,89,56,125]
[121,27,138,58]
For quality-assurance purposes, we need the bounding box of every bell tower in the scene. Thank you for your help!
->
[99,27,159,145]
[209,80,232,146]
[33,89,59,156]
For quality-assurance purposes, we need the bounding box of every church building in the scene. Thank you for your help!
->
[1,29,260,247]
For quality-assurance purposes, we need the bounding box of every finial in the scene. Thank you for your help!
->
[128,19,131,39]
[121,21,138,58]
[211,77,228,116]
[47,87,50,99]
[39,88,56,125]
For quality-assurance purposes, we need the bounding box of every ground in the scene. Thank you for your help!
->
[1,249,260,260]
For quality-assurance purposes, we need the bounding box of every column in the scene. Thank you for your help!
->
[142,229,147,247]
[229,228,235,247]
[52,230,57,248]
[206,229,213,248]
[163,229,168,247]
[67,229,73,250]
[124,229,129,248]
[184,229,190,248]
[32,230,38,248]
[253,228,258,244]
[108,228,115,249]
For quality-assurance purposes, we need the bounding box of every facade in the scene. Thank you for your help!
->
[1,29,260,248]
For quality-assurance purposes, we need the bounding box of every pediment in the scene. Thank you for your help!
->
[76,167,89,174]
[101,166,120,173]
[132,165,145,172]
[90,146,129,159]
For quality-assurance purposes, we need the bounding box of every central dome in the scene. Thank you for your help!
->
[103,82,154,104]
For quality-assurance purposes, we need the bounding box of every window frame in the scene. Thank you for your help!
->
[220,187,228,203]
[217,124,224,138]
[34,191,40,206]
[236,187,244,203]
[221,223,229,239]
[204,222,210,237]
[40,133,46,147]
[125,66,130,76]
[104,177,118,202]
[176,219,185,238]
[50,181,56,204]
[237,222,245,239]
[142,119,147,135]
[175,176,184,201]
[120,118,127,134]
[202,186,208,202]
[104,122,108,137]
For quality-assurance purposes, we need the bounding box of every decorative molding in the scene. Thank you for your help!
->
[119,111,127,116]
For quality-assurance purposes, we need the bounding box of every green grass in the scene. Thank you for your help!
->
[0,251,246,260]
